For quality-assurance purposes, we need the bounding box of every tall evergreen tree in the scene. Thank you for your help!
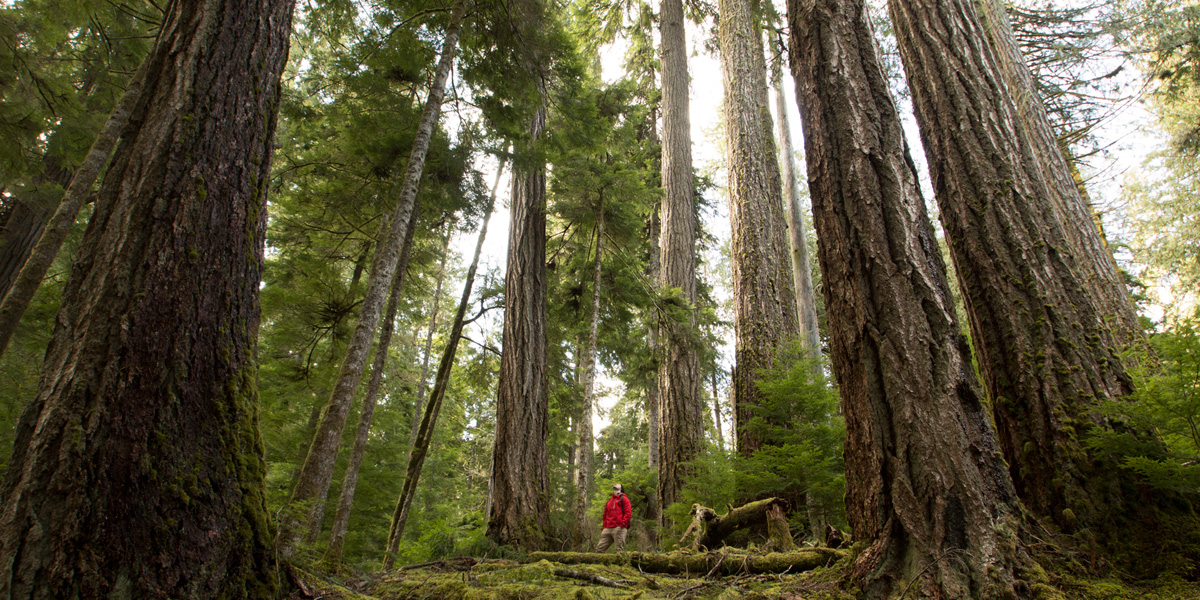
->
[787,0,1032,594]
[0,0,294,596]
[657,0,703,522]
[719,0,800,457]
[886,0,1166,536]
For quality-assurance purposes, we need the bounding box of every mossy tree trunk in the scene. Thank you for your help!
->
[678,498,797,551]
[0,0,293,596]
[657,0,703,525]
[487,105,551,549]
[719,0,801,458]
[786,0,1032,595]
[886,0,1149,534]
[277,1,465,556]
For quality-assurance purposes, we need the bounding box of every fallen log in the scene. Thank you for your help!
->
[552,567,630,588]
[678,497,796,551]
[527,548,845,576]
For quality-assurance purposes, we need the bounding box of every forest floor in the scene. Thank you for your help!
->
[289,547,1200,600]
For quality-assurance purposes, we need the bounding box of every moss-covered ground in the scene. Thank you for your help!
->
[289,548,1200,599]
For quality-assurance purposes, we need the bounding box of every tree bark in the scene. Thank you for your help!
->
[647,205,661,474]
[885,0,1148,533]
[0,202,50,305]
[0,68,145,359]
[678,498,796,551]
[720,0,801,457]
[770,39,822,361]
[0,0,293,596]
[487,103,551,550]
[786,0,1031,596]
[321,265,405,565]
[657,0,703,525]
[710,369,725,453]
[385,159,503,567]
[409,228,452,453]
[277,1,465,556]
[574,204,603,545]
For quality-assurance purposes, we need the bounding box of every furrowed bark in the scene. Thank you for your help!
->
[720,0,801,458]
[0,0,293,596]
[657,0,703,525]
[277,1,465,557]
[379,162,500,564]
[786,0,1032,595]
[885,0,1156,536]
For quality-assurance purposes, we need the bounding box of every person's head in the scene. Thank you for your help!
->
[611,483,623,496]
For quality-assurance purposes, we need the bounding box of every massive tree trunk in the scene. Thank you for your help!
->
[786,0,1031,596]
[0,69,144,358]
[321,266,405,565]
[657,0,703,524]
[770,40,821,360]
[973,0,1137,348]
[385,164,500,567]
[885,0,1149,533]
[487,105,551,549]
[573,204,603,545]
[0,0,293,596]
[277,2,465,556]
[719,0,800,457]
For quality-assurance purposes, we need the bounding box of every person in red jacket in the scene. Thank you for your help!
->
[597,483,632,552]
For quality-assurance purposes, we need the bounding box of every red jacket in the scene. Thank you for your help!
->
[602,493,632,529]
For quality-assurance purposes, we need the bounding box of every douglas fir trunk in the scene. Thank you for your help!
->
[787,0,1032,595]
[657,0,704,520]
[0,0,293,597]
[719,0,800,457]
[487,106,551,549]
[886,0,1170,538]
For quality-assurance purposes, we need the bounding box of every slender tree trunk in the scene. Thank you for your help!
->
[321,267,405,565]
[720,0,801,457]
[787,0,1031,596]
[0,68,145,358]
[387,161,503,566]
[647,205,661,473]
[574,203,603,545]
[885,0,1149,534]
[657,0,703,525]
[277,2,465,556]
[770,39,821,360]
[409,229,452,452]
[0,0,293,596]
[710,369,724,453]
[487,102,551,549]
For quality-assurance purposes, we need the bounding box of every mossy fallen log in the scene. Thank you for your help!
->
[527,548,845,576]
[678,497,796,551]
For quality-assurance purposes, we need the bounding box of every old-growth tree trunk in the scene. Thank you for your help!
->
[886,0,1149,533]
[322,267,405,565]
[657,0,703,523]
[787,0,1031,595]
[719,0,800,456]
[770,40,821,359]
[277,2,465,555]
[973,0,1137,347]
[0,0,293,596]
[0,70,144,358]
[487,104,551,549]
[385,164,500,566]
[574,204,603,544]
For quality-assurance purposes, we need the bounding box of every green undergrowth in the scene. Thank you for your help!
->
[291,545,1200,600]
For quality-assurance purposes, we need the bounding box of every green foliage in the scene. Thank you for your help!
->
[1089,309,1200,493]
